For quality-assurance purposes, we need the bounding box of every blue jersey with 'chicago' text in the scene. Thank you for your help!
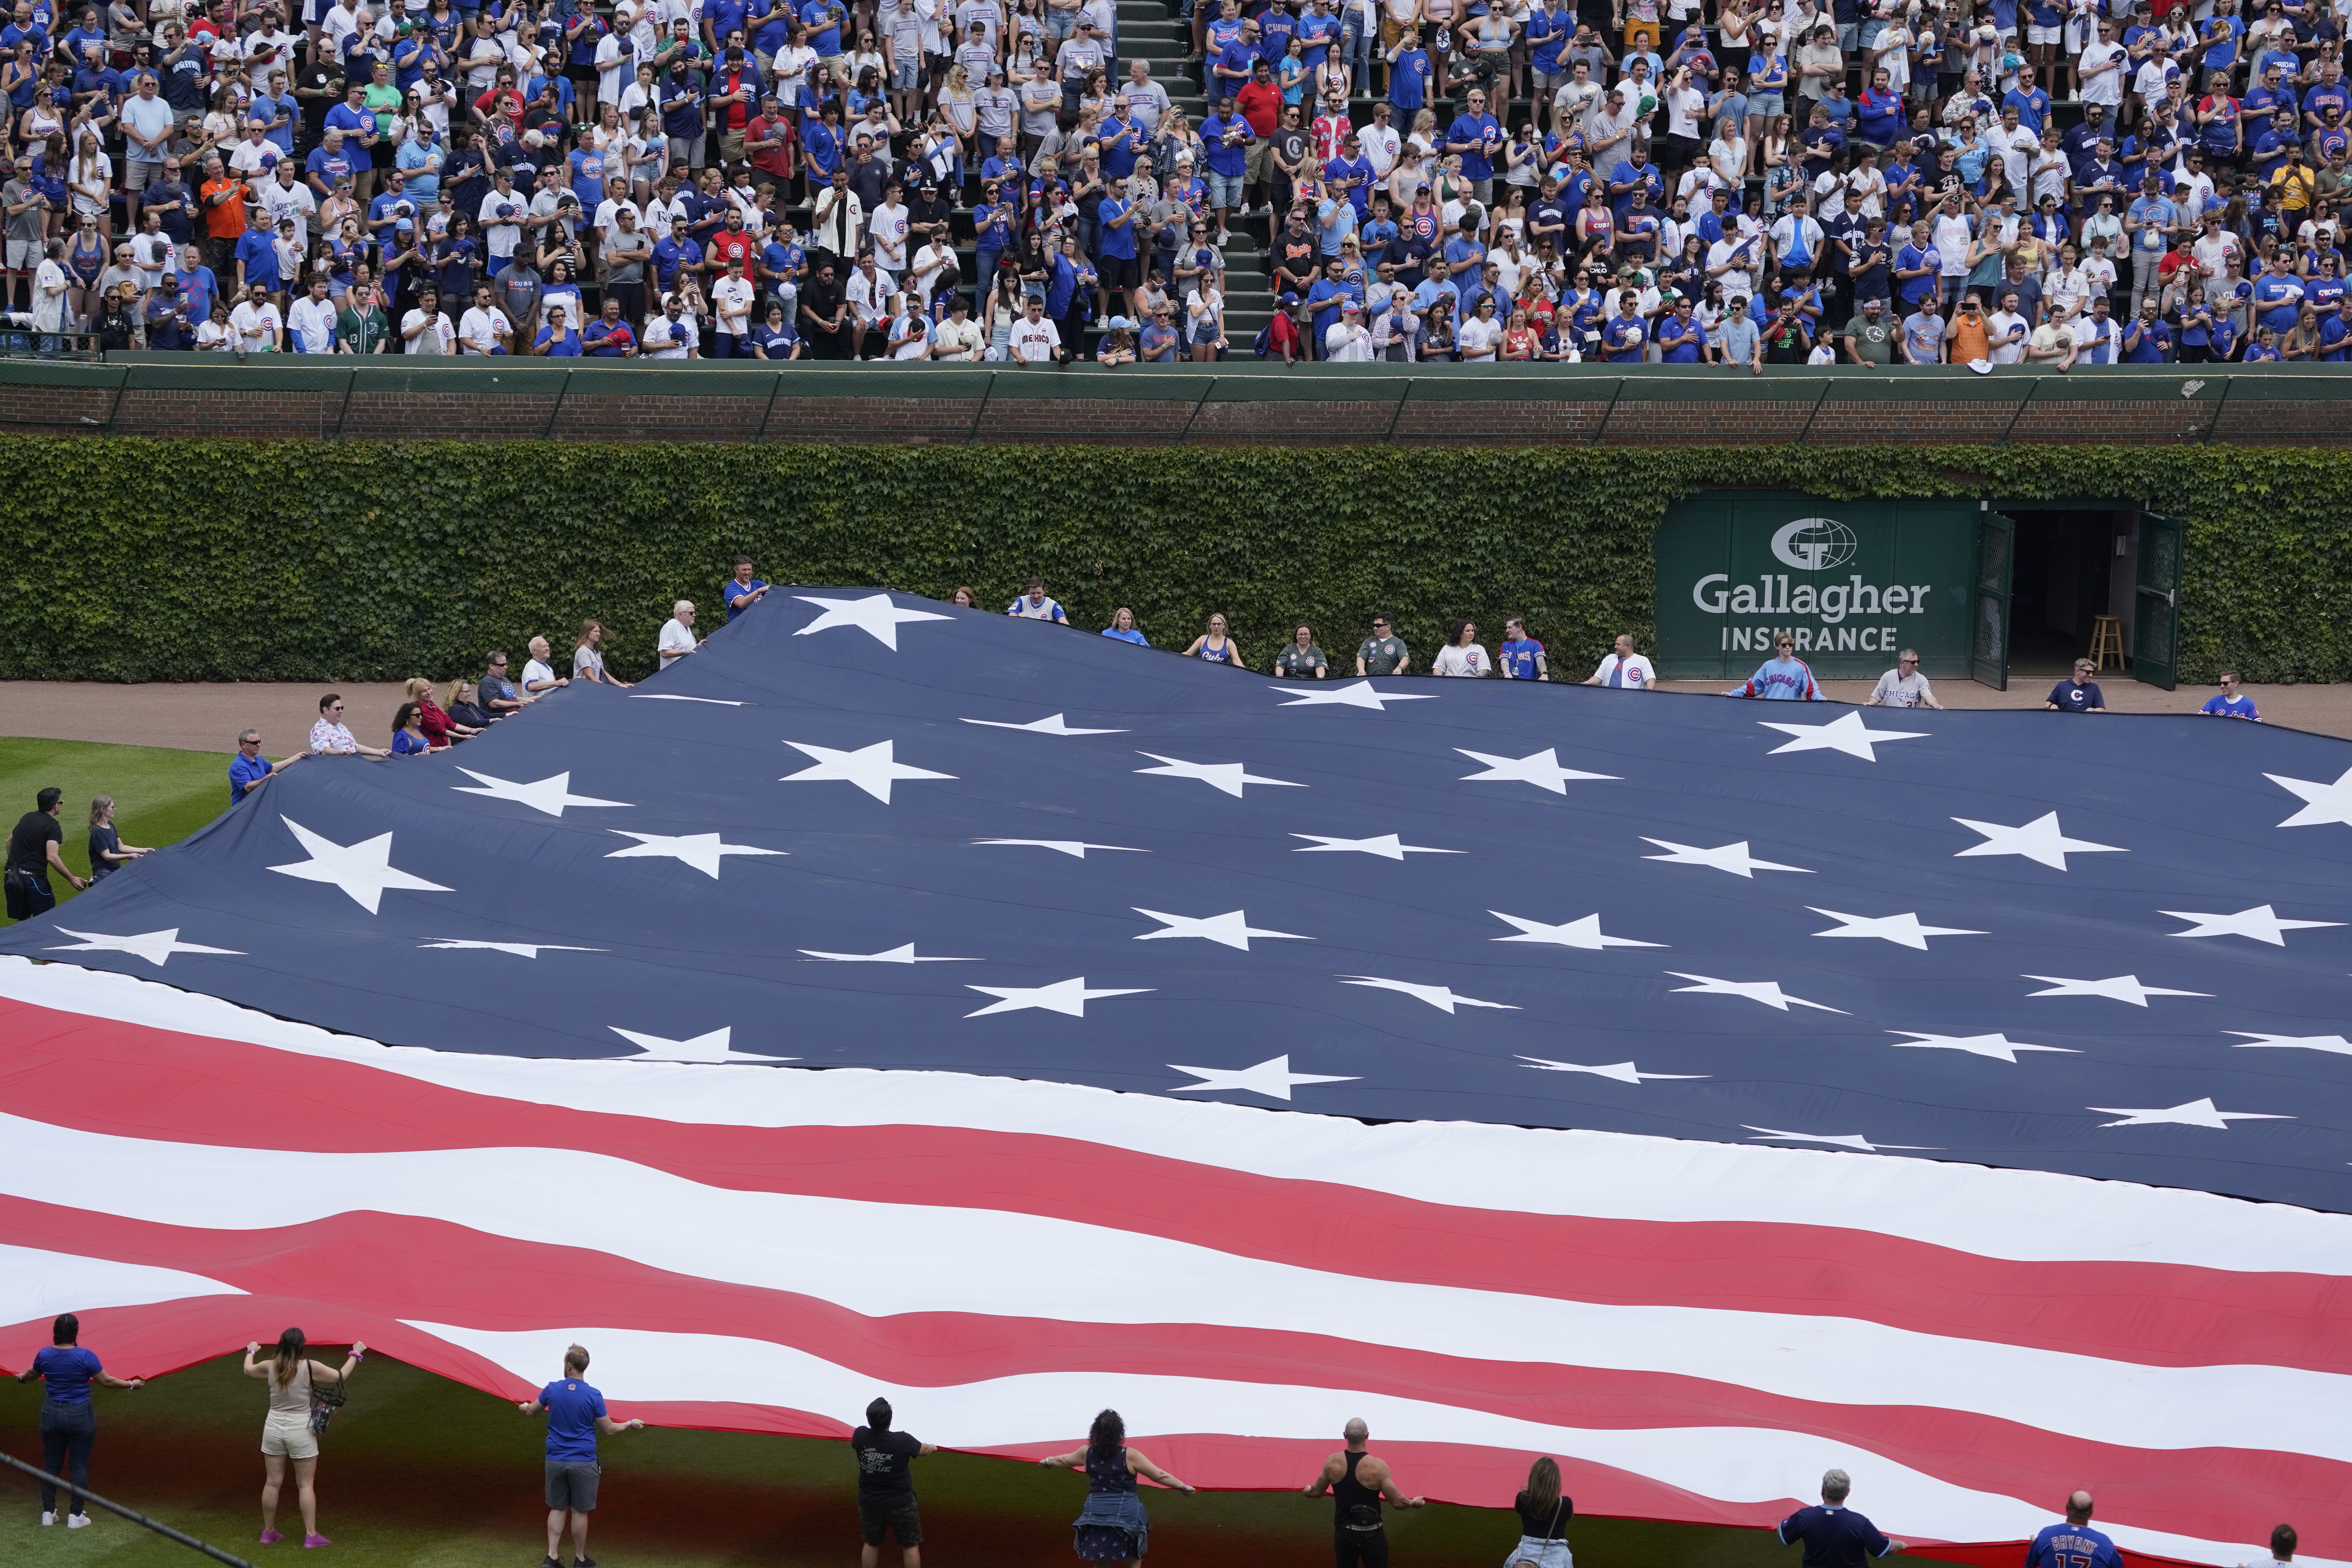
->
[1738,656,1821,700]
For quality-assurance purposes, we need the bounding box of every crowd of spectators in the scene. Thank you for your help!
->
[4,0,2348,363]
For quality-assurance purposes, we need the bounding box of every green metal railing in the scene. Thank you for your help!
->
[2,355,2346,444]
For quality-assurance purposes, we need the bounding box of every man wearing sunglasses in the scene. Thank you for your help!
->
[308,693,394,758]
[480,652,528,715]
[1867,647,1944,709]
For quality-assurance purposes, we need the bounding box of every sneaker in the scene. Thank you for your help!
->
[303,1534,332,1548]
[261,1529,285,1544]
[1218,230,1238,245]
[41,1512,55,1526]
[542,1557,563,1568]
[576,1558,598,1568]
[68,1514,92,1530]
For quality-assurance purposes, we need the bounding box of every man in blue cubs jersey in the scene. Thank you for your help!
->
[1776,1468,1906,1568]
[2026,1492,2124,1568]
[1731,632,1823,699]
[1497,617,1547,679]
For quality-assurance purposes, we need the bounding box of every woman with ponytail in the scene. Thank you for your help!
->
[241,1328,367,1548]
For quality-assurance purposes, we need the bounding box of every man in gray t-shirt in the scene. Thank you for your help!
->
[1867,648,1944,708]
[2,167,50,284]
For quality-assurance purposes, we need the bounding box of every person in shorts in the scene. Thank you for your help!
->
[852,1397,936,1568]
[518,1343,645,1568]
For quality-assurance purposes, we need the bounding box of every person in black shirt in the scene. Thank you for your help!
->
[1761,297,1813,363]
[850,1397,935,1568]
[1305,1417,1424,1568]
[5,787,86,922]
[1509,1455,1572,1568]
[1775,1468,1907,1568]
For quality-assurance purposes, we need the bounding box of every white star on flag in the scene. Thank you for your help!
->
[960,713,1128,736]
[604,831,784,878]
[1808,908,1987,949]
[1168,1055,1359,1100]
[1455,748,1621,795]
[45,927,243,967]
[1640,838,1811,878]
[1270,680,1438,711]
[965,977,1153,1018]
[2229,1031,2352,1057]
[1758,710,1931,760]
[610,1025,785,1064]
[1517,1056,1710,1084]
[1488,911,1664,950]
[1339,976,1518,1013]
[1134,753,1306,798]
[1291,833,1461,860]
[419,939,604,958]
[2024,974,2212,1006]
[2264,765,2352,829]
[268,817,453,915]
[1887,1031,2078,1063]
[791,592,953,650]
[782,739,956,804]
[1744,1127,1938,1152]
[2090,1097,2292,1130]
[1951,811,2127,870]
[2161,904,2345,946]
[1667,973,1846,1013]
[799,944,979,963]
[973,839,1147,858]
[451,769,631,817]
[1132,908,1310,951]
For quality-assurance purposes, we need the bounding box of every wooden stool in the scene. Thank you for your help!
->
[2088,615,2124,672]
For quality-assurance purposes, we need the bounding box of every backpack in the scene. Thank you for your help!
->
[1252,320,1276,358]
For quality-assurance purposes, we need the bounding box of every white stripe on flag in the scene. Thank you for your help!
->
[4,956,2348,1275]
[0,1111,2345,1465]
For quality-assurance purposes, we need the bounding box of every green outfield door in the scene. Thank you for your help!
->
[2133,512,2184,691]
[1654,493,1979,680]
[1971,511,2015,691]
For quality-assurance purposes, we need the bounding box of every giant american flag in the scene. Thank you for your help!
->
[2,589,2348,1566]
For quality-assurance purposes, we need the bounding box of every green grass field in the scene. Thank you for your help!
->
[0,738,231,907]
[0,1354,1847,1568]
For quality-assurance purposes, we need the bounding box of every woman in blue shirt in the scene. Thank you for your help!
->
[1181,612,1245,666]
[15,1312,142,1526]
[1101,606,1149,645]
[390,702,434,753]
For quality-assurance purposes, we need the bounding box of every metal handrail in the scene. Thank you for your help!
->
[0,1448,256,1568]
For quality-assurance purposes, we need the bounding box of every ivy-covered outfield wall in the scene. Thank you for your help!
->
[3,438,2348,686]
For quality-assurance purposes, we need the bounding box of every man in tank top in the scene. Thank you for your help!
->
[1303,1416,1426,1568]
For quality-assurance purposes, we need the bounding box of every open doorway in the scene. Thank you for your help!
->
[2005,509,2134,682]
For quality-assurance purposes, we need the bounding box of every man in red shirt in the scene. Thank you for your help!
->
[1265,290,1306,363]
[1235,59,1283,217]
[709,46,759,164]
[707,207,756,272]
[1311,89,1354,165]
[746,94,797,195]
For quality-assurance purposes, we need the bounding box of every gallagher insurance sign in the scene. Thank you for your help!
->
[1651,493,1978,680]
